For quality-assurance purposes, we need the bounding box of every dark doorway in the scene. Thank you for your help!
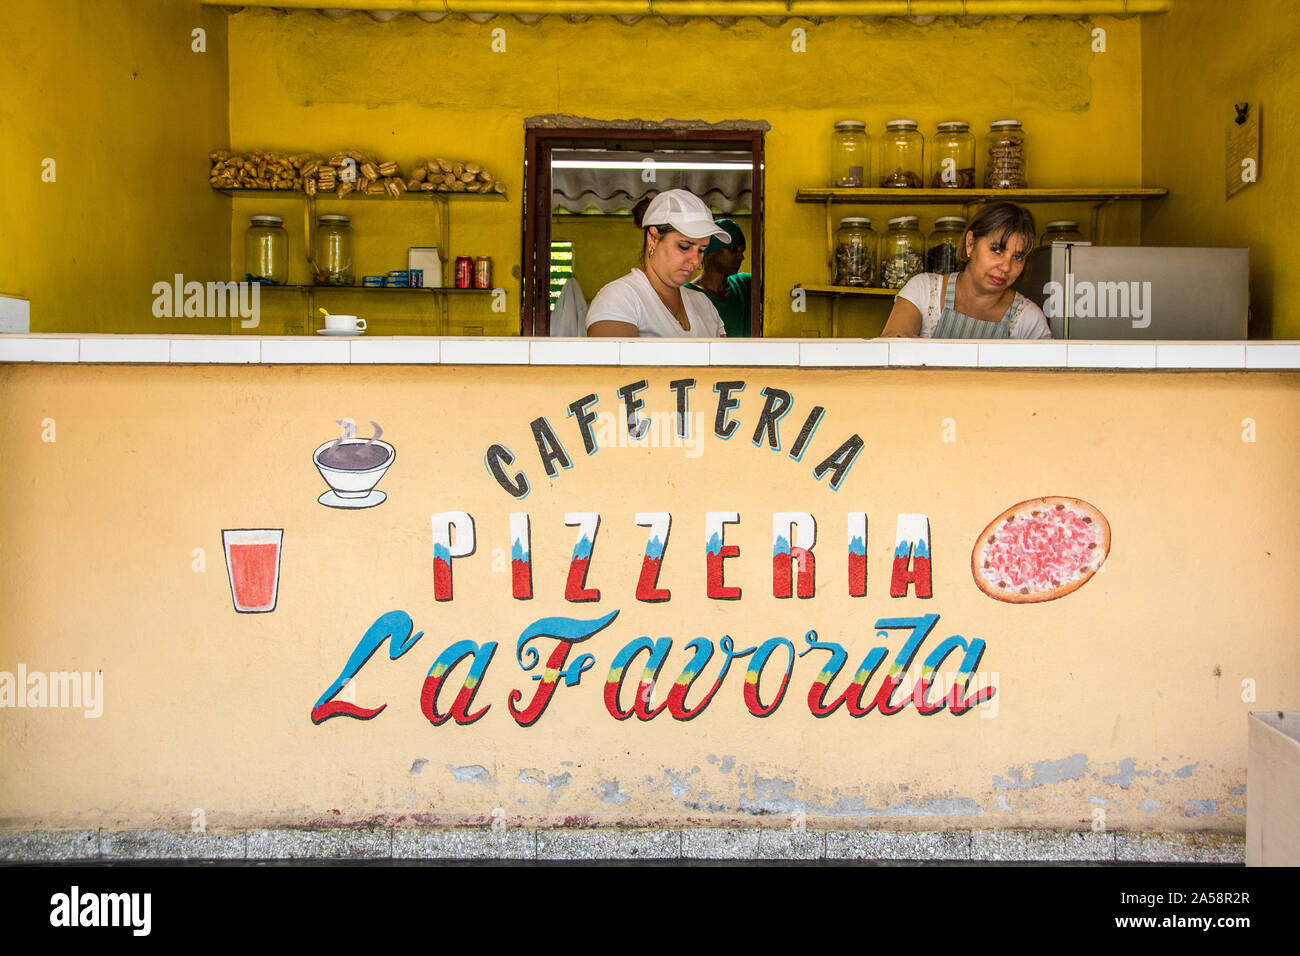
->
[522,124,766,337]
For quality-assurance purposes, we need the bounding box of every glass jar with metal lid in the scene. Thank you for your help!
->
[829,120,871,188]
[245,215,288,285]
[925,216,966,275]
[313,214,354,286]
[1039,220,1086,247]
[879,120,924,188]
[930,121,976,188]
[985,120,1027,189]
[833,217,876,287]
[880,215,924,289]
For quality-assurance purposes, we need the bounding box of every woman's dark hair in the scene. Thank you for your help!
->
[960,201,1036,263]
[632,193,677,261]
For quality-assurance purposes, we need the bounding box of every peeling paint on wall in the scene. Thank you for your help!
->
[1102,758,1151,788]
[597,780,629,804]
[546,772,572,799]
[449,764,491,785]
[993,753,1089,790]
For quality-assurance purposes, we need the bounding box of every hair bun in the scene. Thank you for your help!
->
[631,194,655,229]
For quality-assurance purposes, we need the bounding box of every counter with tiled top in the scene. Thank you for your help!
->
[2,335,1298,369]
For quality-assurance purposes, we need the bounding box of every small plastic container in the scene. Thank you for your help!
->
[1040,220,1086,247]
[313,214,354,286]
[833,217,876,287]
[880,215,924,289]
[985,120,1027,189]
[879,120,924,188]
[926,216,967,274]
[244,215,288,285]
[930,121,976,188]
[829,120,871,188]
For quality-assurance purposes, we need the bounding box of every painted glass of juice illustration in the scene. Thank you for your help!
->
[222,529,283,613]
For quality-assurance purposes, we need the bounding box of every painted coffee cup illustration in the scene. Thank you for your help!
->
[314,418,394,508]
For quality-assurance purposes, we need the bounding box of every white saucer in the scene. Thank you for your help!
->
[318,489,386,509]
[317,328,365,337]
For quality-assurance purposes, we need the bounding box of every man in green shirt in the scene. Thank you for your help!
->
[686,218,752,338]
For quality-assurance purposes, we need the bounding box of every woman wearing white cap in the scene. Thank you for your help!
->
[586,189,731,337]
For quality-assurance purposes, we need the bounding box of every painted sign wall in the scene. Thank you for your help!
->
[1,363,1297,833]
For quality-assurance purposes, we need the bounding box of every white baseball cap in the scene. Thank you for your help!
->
[641,189,732,243]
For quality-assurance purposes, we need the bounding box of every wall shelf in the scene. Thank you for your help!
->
[258,285,493,293]
[218,189,506,201]
[796,187,1168,205]
[798,284,896,297]
[223,188,505,334]
[799,185,1168,253]
[797,186,1169,337]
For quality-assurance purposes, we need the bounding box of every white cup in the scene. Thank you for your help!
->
[324,314,366,332]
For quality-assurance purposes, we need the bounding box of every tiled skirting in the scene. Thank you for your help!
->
[0,827,1244,864]
[1,335,1299,370]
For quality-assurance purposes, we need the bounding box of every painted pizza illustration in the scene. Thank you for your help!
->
[971,496,1111,603]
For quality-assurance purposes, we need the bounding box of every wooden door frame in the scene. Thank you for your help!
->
[522,126,766,337]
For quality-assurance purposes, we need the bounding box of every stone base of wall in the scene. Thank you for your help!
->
[0,828,1244,864]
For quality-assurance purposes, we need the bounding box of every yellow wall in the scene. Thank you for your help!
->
[2,362,1296,831]
[1,0,230,334]
[1142,0,1300,338]
[226,10,1145,336]
[11,8,1293,338]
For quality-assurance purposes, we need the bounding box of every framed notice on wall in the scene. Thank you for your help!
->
[1226,104,1261,200]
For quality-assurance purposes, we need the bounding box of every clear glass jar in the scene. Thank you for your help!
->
[930,121,976,189]
[244,215,288,285]
[829,120,870,188]
[833,217,876,287]
[926,216,966,274]
[313,214,354,286]
[985,119,1027,189]
[879,119,924,188]
[1040,220,1086,247]
[880,215,924,289]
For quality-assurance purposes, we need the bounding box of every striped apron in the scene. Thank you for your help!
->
[931,273,1018,339]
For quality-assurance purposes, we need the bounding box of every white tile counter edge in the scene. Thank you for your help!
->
[1,335,1298,370]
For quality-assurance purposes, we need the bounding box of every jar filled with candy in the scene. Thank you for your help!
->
[879,120,924,188]
[930,121,976,188]
[880,215,924,288]
[1039,220,1086,246]
[926,216,966,274]
[833,217,876,286]
[985,120,1027,189]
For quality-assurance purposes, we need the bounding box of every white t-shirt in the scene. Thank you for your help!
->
[897,273,1053,339]
[585,269,726,338]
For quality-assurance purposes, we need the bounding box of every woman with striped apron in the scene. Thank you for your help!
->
[881,201,1052,341]
[931,272,1018,339]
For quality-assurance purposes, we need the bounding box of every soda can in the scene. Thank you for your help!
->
[455,256,473,289]
[474,256,493,290]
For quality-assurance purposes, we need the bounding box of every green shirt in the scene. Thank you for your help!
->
[686,273,752,337]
